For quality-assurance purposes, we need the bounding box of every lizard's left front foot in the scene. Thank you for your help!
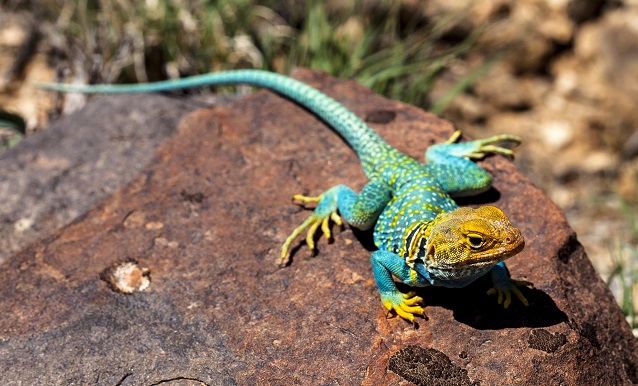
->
[278,191,342,266]
[487,278,533,309]
[380,290,426,323]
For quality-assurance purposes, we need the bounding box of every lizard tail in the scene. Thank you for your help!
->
[35,70,390,172]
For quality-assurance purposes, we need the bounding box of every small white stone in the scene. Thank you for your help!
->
[14,218,34,233]
[540,121,573,150]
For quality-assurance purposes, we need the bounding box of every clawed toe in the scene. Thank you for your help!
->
[382,291,426,323]
[279,192,341,266]
[444,130,522,160]
[487,279,533,309]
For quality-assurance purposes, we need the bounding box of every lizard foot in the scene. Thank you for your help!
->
[278,192,342,266]
[487,279,533,309]
[445,130,522,160]
[381,290,426,323]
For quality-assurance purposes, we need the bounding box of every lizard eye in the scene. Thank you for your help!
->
[467,234,484,249]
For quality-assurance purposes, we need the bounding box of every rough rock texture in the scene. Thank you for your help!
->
[0,93,219,264]
[1,70,636,385]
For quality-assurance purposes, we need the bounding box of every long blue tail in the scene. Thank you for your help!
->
[36,70,392,172]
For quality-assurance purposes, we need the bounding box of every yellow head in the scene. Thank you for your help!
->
[404,206,524,280]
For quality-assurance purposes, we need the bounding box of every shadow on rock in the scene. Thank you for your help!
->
[401,275,567,330]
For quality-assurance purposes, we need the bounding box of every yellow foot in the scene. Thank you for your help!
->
[487,279,533,309]
[277,194,342,267]
[382,291,426,323]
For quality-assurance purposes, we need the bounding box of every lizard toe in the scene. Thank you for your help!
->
[382,290,426,322]
[487,278,533,308]
[279,189,342,266]
[402,291,424,306]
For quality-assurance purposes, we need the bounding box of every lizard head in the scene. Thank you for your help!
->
[404,206,524,281]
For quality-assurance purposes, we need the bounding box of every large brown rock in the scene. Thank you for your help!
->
[0,93,217,265]
[0,69,636,385]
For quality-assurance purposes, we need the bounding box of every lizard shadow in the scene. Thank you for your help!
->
[348,238,566,329]
[453,186,501,206]
[400,276,568,329]
[351,227,378,252]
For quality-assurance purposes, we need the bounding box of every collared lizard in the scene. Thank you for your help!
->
[37,70,532,322]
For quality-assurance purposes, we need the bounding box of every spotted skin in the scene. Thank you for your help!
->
[37,70,532,322]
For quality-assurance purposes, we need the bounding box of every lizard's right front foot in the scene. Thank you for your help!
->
[380,290,426,323]
[278,190,342,266]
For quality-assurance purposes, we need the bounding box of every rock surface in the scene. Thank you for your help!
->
[0,93,218,265]
[1,70,636,385]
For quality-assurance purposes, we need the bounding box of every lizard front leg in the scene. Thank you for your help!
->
[487,262,533,308]
[279,180,391,266]
[371,250,430,322]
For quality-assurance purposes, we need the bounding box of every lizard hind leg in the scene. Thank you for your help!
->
[429,130,522,162]
[278,190,342,267]
[278,181,391,266]
[424,130,522,197]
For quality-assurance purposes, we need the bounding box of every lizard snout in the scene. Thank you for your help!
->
[502,227,525,254]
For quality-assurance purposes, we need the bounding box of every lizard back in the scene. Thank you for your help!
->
[373,159,458,252]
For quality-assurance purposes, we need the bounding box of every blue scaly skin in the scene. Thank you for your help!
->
[37,70,532,322]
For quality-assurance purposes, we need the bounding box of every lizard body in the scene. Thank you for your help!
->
[38,70,531,322]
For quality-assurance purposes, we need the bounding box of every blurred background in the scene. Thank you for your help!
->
[1,0,637,332]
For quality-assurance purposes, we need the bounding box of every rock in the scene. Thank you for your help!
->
[618,157,638,204]
[556,8,638,148]
[0,69,636,385]
[0,93,214,265]
[566,0,605,23]
[621,128,638,159]
[0,12,54,129]
[538,120,574,150]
